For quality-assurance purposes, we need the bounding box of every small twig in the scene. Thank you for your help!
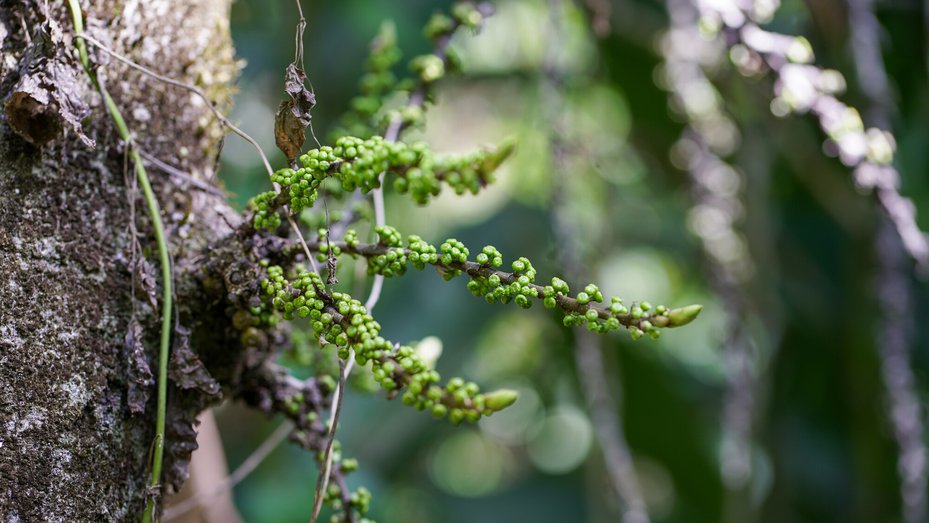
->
[574,333,650,523]
[292,0,321,149]
[324,200,338,286]
[288,0,351,517]
[75,33,274,179]
[163,421,294,521]
[137,149,227,198]
[289,215,320,274]
[234,364,358,522]
[309,358,349,523]
[293,0,306,68]
[78,32,322,282]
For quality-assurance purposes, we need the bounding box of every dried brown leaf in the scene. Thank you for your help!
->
[274,64,316,162]
[133,256,158,309]
[4,20,92,146]
[169,326,221,398]
[125,318,153,415]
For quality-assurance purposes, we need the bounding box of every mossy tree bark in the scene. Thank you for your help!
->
[0,1,243,519]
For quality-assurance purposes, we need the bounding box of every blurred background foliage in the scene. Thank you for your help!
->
[209,0,929,521]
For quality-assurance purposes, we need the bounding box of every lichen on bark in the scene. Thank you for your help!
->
[0,0,242,519]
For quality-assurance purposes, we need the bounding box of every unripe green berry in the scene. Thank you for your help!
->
[431,404,448,418]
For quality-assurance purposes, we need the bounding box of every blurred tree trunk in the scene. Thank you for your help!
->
[0,1,239,519]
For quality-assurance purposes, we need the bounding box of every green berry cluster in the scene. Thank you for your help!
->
[251,137,513,230]
[410,54,446,83]
[261,265,326,322]
[313,228,343,264]
[452,3,488,30]
[424,13,455,40]
[338,229,439,276]
[406,235,439,269]
[305,231,703,339]
[344,229,360,249]
[437,238,468,279]
[401,377,517,423]
[366,226,408,277]
[284,144,342,210]
[475,245,503,267]
[251,191,282,231]
[260,264,518,422]
[243,259,282,328]
[374,225,403,246]
[467,257,539,309]
[309,439,373,522]
[347,487,373,522]
[424,3,488,40]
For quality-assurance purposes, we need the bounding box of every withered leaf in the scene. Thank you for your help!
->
[165,417,199,494]
[4,20,93,147]
[169,326,221,398]
[163,325,223,493]
[274,64,316,163]
[133,256,158,310]
[125,318,153,415]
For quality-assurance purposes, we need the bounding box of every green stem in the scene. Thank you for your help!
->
[67,2,173,521]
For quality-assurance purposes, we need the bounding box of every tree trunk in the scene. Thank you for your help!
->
[0,1,240,520]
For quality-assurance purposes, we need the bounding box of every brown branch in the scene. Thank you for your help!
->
[137,149,227,198]
[696,3,929,273]
[847,0,929,520]
[282,238,691,331]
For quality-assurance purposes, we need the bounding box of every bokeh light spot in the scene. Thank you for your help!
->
[429,431,509,497]
[526,404,593,474]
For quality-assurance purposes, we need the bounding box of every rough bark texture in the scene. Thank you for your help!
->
[0,1,242,520]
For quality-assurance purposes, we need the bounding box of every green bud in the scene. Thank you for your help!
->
[484,389,519,412]
[341,458,359,473]
[424,13,454,39]
[411,54,445,83]
[481,136,516,173]
[665,304,703,327]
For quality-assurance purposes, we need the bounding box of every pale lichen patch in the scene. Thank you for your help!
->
[59,375,89,410]
[5,408,47,435]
